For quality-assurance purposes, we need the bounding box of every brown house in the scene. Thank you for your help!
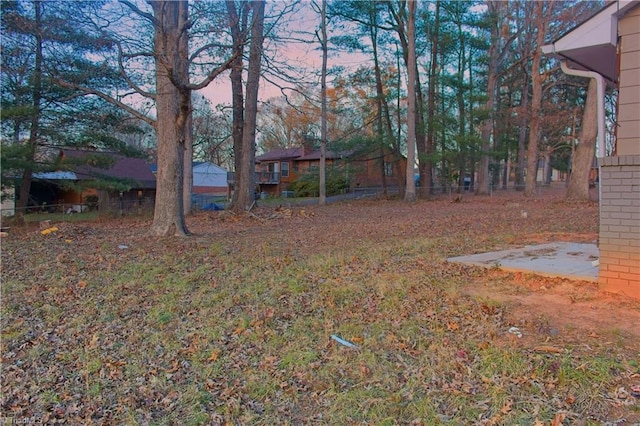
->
[542,0,640,299]
[254,144,406,196]
[31,149,156,211]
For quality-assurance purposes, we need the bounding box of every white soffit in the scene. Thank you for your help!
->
[554,11,617,53]
[542,1,638,83]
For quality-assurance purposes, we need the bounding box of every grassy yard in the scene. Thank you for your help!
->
[22,210,101,223]
[1,189,639,425]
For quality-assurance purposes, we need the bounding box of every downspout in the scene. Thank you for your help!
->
[559,60,606,159]
[559,60,606,266]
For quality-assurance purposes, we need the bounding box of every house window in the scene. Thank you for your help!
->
[281,162,290,178]
[384,162,394,177]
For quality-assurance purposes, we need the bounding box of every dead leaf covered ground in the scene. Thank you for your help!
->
[1,186,639,425]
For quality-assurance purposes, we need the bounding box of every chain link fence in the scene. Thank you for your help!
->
[1,197,155,223]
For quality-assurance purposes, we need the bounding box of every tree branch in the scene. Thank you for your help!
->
[117,42,156,100]
[120,0,159,27]
[55,78,156,127]
[189,42,234,63]
[188,52,239,91]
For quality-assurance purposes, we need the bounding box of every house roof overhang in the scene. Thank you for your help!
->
[541,0,639,86]
[33,171,78,180]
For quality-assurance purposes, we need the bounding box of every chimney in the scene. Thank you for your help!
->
[303,135,315,156]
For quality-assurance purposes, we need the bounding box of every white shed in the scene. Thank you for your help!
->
[193,162,228,195]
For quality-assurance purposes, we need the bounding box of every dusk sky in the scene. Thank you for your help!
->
[199,1,370,107]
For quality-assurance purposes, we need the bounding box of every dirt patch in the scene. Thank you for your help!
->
[463,273,640,342]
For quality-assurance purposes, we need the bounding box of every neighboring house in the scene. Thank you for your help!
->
[252,145,341,196]
[150,161,228,208]
[542,0,640,298]
[30,149,156,211]
[192,162,228,196]
[348,146,407,190]
[252,144,406,196]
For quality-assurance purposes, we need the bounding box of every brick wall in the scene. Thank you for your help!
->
[598,155,640,298]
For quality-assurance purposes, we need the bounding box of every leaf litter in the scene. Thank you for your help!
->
[1,187,639,424]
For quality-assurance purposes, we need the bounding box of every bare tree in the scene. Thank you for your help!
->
[228,1,265,213]
[387,1,427,198]
[192,97,234,170]
[566,78,597,201]
[52,1,238,235]
[318,0,328,205]
[476,0,520,196]
[404,0,417,202]
[524,1,551,197]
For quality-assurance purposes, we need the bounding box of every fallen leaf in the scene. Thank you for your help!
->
[500,400,513,414]
[447,322,460,331]
[533,345,563,354]
[477,341,490,350]
[86,333,99,350]
[551,412,566,426]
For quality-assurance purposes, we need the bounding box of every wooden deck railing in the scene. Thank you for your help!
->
[227,171,280,184]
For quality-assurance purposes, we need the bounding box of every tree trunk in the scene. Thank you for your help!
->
[181,10,193,217]
[395,42,405,197]
[514,1,534,191]
[524,70,542,195]
[515,79,529,190]
[524,2,547,198]
[476,0,500,196]
[16,0,43,223]
[183,112,193,215]
[543,150,551,185]
[425,0,441,198]
[404,0,417,202]
[319,0,327,205]
[502,152,510,190]
[227,1,248,212]
[240,1,264,208]
[416,76,429,198]
[150,0,189,236]
[566,78,597,201]
[388,1,422,198]
[370,13,388,196]
[454,5,465,193]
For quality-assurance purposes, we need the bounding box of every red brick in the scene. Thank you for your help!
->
[619,272,640,282]
[600,257,620,265]
[610,264,631,273]
[619,258,639,267]
[611,252,630,260]
[620,245,640,254]
[602,280,640,299]
[599,269,620,279]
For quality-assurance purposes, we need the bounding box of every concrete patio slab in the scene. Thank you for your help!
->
[447,242,599,282]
